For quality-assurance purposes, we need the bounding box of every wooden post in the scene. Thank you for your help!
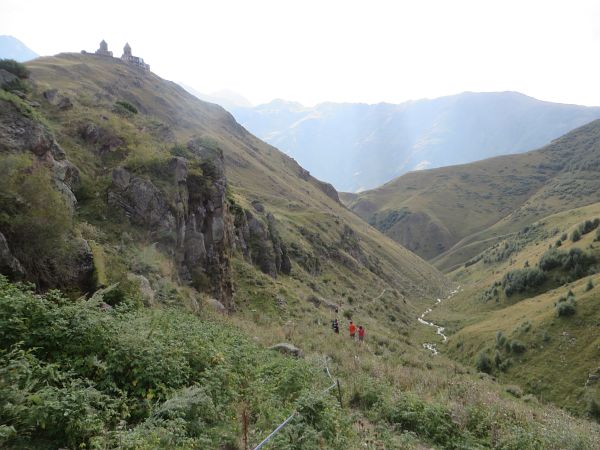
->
[336,379,343,407]
[242,405,249,450]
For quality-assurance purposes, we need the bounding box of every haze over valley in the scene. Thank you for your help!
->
[2,1,600,449]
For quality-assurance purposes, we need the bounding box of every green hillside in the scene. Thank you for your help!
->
[346,120,600,269]
[425,202,600,418]
[1,54,600,448]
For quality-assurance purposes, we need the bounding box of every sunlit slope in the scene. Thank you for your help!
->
[347,120,600,269]
[426,202,600,415]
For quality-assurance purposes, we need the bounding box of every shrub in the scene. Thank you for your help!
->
[588,398,600,422]
[578,218,600,236]
[571,229,581,242]
[499,358,512,372]
[0,59,30,78]
[596,228,600,242]
[502,268,546,297]
[539,247,596,279]
[561,233,568,241]
[556,298,576,317]
[114,100,138,115]
[586,278,594,291]
[510,340,526,354]
[495,331,506,348]
[476,352,492,374]
[380,393,461,447]
[0,277,349,449]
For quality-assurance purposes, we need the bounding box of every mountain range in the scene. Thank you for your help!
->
[231,92,600,192]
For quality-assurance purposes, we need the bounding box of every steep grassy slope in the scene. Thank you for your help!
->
[232,92,600,192]
[425,202,600,417]
[24,53,445,305]
[347,120,600,267]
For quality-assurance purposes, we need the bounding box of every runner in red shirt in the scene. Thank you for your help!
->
[358,325,365,342]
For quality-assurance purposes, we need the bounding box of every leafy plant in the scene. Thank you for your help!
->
[0,59,30,78]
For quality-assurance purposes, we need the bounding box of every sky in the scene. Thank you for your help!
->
[2,0,600,107]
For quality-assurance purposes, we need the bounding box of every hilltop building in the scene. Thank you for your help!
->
[95,39,113,57]
[87,40,150,72]
[120,43,150,71]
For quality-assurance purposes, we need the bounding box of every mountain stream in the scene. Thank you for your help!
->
[418,287,460,355]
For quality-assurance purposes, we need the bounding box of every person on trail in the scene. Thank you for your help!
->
[332,318,339,334]
[349,321,356,339]
[358,325,365,342]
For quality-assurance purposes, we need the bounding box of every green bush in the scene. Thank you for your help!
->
[571,229,581,242]
[510,340,526,354]
[476,352,492,374]
[115,100,138,114]
[577,218,600,236]
[0,277,349,449]
[556,298,576,317]
[586,278,594,291]
[502,268,546,297]
[0,59,30,78]
[379,393,461,447]
[538,247,596,280]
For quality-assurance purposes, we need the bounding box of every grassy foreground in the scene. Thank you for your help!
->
[2,276,600,449]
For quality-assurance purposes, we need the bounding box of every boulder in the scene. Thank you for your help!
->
[78,122,123,154]
[270,343,304,358]
[57,96,73,110]
[207,297,227,313]
[127,273,156,306]
[42,89,58,103]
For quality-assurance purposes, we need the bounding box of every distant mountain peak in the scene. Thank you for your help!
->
[0,35,38,62]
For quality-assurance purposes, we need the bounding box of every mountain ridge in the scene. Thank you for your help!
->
[231,91,600,192]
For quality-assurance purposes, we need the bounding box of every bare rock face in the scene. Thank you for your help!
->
[0,232,25,278]
[0,98,80,209]
[108,169,176,233]
[107,141,235,307]
[232,207,292,277]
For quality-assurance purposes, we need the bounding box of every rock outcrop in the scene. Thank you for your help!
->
[0,232,25,278]
[0,98,80,209]
[107,138,235,307]
[232,205,291,277]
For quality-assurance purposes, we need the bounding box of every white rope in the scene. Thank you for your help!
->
[252,356,338,449]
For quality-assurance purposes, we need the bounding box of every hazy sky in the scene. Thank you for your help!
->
[2,0,600,106]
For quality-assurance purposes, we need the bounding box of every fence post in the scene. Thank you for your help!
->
[336,379,343,407]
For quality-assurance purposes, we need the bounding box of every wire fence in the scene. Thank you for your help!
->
[252,356,339,450]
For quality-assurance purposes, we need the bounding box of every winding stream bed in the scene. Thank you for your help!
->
[418,287,460,355]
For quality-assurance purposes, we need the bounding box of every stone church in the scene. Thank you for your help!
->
[92,40,150,72]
